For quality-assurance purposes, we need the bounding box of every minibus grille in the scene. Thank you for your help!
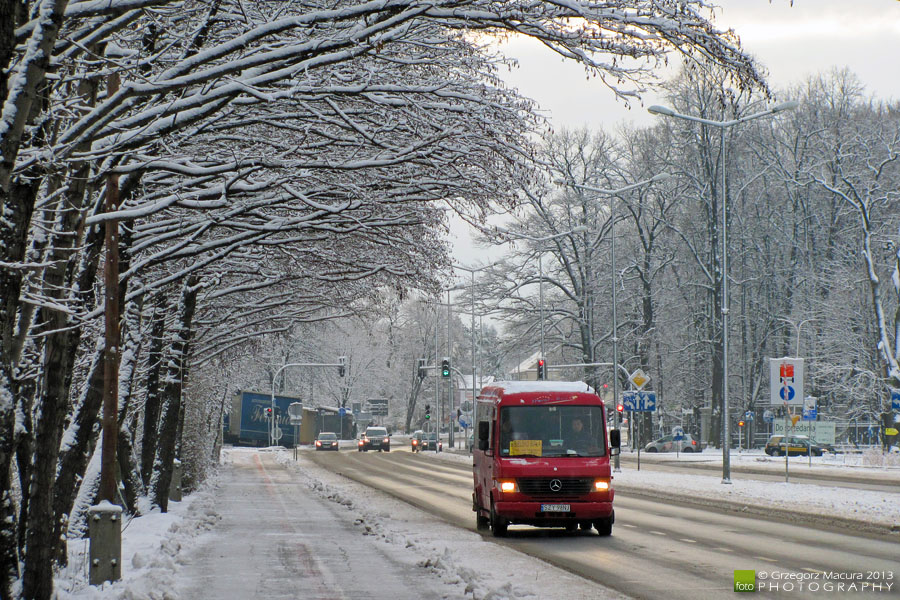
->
[517,478,593,497]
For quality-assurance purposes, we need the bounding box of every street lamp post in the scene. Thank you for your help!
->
[780,317,819,358]
[649,100,799,484]
[452,261,500,444]
[559,174,670,472]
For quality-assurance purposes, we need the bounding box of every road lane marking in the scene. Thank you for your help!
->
[755,556,778,563]
[650,530,666,536]
[716,547,733,552]
[679,538,697,543]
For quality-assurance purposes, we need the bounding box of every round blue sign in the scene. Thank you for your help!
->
[779,386,795,401]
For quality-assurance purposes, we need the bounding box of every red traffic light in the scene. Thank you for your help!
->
[616,403,624,413]
[738,420,745,427]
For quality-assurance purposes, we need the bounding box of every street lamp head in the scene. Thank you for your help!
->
[650,172,672,183]
[772,100,800,113]
[647,105,676,117]
[569,225,588,233]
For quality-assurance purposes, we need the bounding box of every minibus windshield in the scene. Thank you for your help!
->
[498,405,606,457]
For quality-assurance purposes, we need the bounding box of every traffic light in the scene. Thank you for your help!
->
[265,407,273,418]
[616,403,624,414]
[738,420,745,428]
[457,408,462,419]
[417,358,427,380]
[441,358,450,378]
[424,404,431,420]
[537,358,545,380]
[338,355,346,377]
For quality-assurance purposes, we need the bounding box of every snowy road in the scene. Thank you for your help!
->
[307,447,900,599]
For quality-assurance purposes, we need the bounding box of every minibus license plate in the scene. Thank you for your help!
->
[541,503,570,512]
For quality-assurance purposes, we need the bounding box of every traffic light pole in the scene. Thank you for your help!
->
[270,359,346,446]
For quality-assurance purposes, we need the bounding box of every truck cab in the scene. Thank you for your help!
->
[472,381,620,537]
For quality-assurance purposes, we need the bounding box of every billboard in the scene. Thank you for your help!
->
[773,420,835,444]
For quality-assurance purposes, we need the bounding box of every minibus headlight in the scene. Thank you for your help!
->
[594,478,610,492]
[497,479,518,493]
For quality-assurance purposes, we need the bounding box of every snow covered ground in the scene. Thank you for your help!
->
[54,444,900,599]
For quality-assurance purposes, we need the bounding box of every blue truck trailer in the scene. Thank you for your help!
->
[225,390,303,447]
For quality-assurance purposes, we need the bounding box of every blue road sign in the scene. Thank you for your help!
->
[622,391,657,412]
[763,409,774,424]
[892,389,900,411]
[459,419,468,429]
[779,386,796,401]
[338,407,347,417]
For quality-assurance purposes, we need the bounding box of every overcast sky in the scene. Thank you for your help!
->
[448,0,900,271]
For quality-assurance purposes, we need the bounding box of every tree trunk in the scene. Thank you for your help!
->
[150,277,200,512]
[51,341,104,566]
[140,295,168,487]
[0,182,39,596]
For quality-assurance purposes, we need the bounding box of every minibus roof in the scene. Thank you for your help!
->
[479,380,596,397]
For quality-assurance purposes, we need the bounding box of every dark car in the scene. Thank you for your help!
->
[644,433,701,453]
[420,431,442,452]
[315,432,340,451]
[410,430,425,452]
[765,434,831,457]
[360,426,391,452]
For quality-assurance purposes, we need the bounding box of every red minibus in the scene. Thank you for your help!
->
[472,381,621,537]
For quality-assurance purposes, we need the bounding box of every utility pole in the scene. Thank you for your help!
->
[99,71,121,504]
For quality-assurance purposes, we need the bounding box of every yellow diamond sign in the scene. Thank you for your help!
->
[629,369,650,390]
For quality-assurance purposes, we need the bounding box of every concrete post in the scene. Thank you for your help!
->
[89,501,122,585]
[169,458,182,502]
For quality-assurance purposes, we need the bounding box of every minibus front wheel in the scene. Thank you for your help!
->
[490,500,508,537]
[594,517,613,537]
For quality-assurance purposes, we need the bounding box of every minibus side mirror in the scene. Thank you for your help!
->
[477,421,490,452]
[609,429,621,447]
[609,429,621,453]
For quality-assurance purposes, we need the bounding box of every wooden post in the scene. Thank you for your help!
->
[99,71,121,504]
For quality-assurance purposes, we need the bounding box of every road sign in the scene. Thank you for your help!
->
[272,426,283,442]
[367,398,389,416]
[769,357,804,406]
[802,396,817,421]
[892,389,900,411]
[763,409,775,424]
[459,419,468,429]
[338,407,347,417]
[628,369,650,390]
[622,390,657,412]
[672,425,684,441]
